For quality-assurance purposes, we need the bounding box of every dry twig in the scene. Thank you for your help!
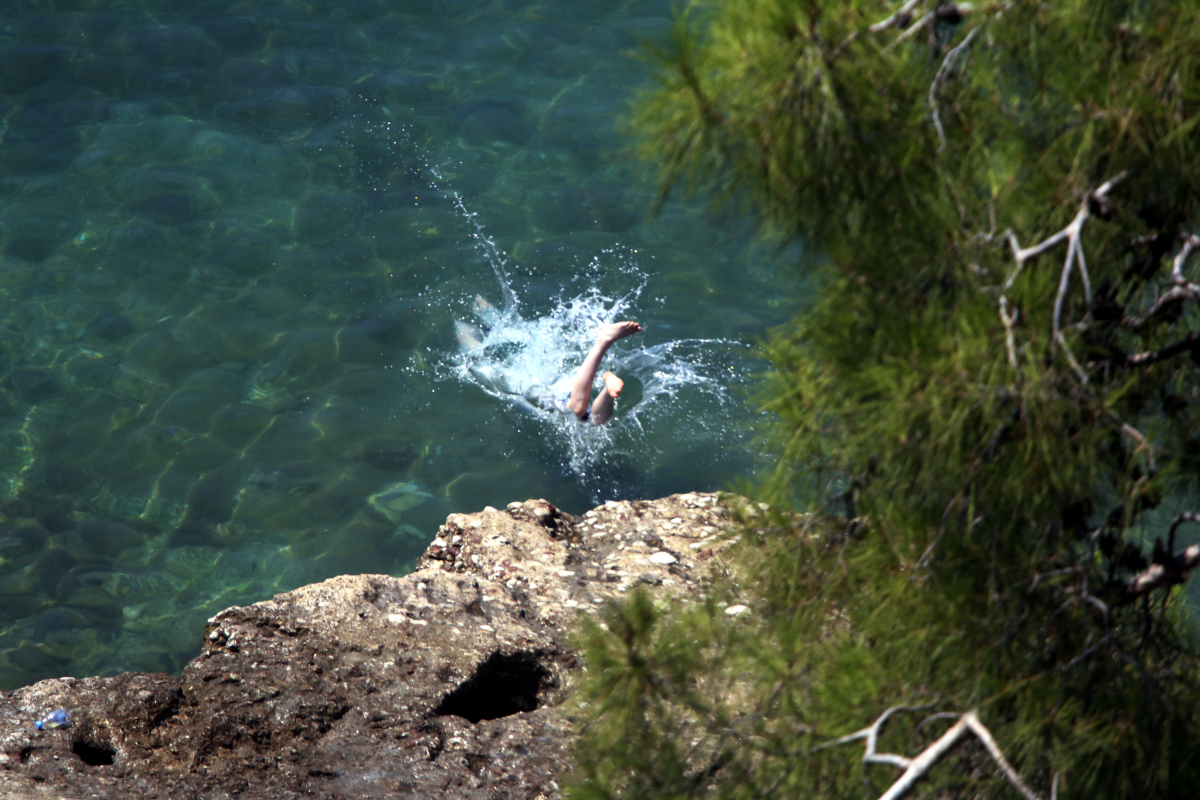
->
[1170,233,1200,283]
[1108,415,1158,472]
[1122,234,1200,330]
[884,12,932,49]
[929,27,979,152]
[821,707,1044,800]
[1125,332,1200,367]
[869,0,924,32]
[996,173,1127,379]
[1124,513,1200,600]
[835,0,928,58]
[998,295,1019,370]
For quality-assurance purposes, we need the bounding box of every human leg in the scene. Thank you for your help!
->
[588,371,624,425]
[565,321,641,421]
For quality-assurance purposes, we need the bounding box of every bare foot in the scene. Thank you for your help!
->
[602,371,624,399]
[597,321,642,345]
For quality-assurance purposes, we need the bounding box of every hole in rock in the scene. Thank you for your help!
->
[71,739,115,766]
[435,651,550,723]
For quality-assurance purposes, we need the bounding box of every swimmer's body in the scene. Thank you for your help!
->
[458,296,641,425]
[564,321,642,425]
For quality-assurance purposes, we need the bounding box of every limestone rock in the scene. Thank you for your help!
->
[0,492,739,800]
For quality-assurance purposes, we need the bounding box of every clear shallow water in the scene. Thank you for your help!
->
[0,0,802,688]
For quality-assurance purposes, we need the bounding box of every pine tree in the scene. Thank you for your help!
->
[568,2,1200,798]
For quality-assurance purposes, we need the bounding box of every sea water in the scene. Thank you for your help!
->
[0,0,803,688]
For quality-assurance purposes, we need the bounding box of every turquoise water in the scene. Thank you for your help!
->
[0,0,801,688]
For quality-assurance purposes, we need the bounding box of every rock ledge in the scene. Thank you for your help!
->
[0,492,742,800]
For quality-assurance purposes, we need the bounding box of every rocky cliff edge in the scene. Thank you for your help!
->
[0,492,746,800]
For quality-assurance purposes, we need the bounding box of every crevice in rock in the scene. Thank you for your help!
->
[421,722,445,761]
[465,752,491,774]
[434,651,550,723]
[72,738,115,766]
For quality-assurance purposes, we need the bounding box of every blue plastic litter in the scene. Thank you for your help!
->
[34,709,69,730]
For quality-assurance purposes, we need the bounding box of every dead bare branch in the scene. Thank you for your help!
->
[1122,234,1200,329]
[1124,544,1200,599]
[1053,331,1089,383]
[1051,208,1093,339]
[998,295,1019,370]
[871,714,970,800]
[870,0,924,33]
[929,27,979,153]
[1170,233,1200,283]
[883,12,932,50]
[1124,331,1200,367]
[1109,415,1158,472]
[1124,513,1200,600]
[836,0,936,58]
[961,712,1043,800]
[1167,512,1200,553]
[1092,171,1128,200]
[1122,283,1200,330]
[995,173,1127,380]
[1004,228,1071,283]
[820,708,1045,800]
[815,705,932,769]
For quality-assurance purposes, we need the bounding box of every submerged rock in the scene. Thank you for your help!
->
[368,481,432,524]
[0,492,742,799]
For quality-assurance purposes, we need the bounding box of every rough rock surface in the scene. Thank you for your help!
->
[0,493,743,800]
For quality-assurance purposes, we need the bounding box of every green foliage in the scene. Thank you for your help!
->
[570,1,1200,798]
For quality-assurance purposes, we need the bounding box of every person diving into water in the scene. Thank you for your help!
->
[455,297,642,426]
[560,321,642,425]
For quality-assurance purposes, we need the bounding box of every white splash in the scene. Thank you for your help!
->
[441,202,750,484]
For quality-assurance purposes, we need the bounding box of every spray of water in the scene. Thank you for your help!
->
[450,191,521,314]
[436,195,756,493]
